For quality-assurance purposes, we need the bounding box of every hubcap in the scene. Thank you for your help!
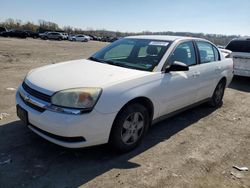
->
[121,112,144,145]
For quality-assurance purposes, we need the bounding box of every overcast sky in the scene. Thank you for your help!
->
[0,0,250,36]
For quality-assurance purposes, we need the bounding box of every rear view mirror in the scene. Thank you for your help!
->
[165,61,189,73]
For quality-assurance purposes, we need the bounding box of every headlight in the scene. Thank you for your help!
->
[51,88,102,109]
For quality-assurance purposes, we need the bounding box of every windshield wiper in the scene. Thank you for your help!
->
[102,60,127,68]
[89,57,126,68]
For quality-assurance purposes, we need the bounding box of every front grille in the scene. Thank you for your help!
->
[19,93,45,113]
[29,124,86,143]
[22,82,51,102]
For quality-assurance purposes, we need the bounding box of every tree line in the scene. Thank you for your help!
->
[0,18,241,45]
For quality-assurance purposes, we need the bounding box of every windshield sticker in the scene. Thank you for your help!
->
[149,41,169,46]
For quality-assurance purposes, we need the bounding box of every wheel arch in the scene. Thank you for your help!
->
[121,97,154,121]
[108,96,154,141]
[220,76,227,85]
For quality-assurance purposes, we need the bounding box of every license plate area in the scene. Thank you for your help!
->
[16,105,28,125]
[234,58,250,70]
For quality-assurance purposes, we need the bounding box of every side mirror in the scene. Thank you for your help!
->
[164,61,189,73]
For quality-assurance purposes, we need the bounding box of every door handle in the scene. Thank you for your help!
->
[215,66,222,71]
[192,72,200,77]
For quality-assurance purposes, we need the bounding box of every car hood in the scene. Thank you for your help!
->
[25,59,152,95]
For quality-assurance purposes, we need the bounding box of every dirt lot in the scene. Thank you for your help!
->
[0,38,249,188]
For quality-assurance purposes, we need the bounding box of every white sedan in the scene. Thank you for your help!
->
[16,35,233,152]
[69,34,89,42]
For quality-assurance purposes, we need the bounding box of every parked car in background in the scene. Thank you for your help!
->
[89,35,101,41]
[24,30,39,38]
[219,48,232,58]
[101,36,120,43]
[0,27,7,36]
[69,34,89,42]
[40,32,64,40]
[101,36,111,42]
[61,33,68,40]
[217,46,232,58]
[16,35,233,152]
[226,38,250,77]
[0,26,7,33]
[0,29,28,38]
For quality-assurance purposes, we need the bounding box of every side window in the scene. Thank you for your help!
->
[104,44,133,60]
[213,46,220,61]
[169,41,196,66]
[196,41,215,63]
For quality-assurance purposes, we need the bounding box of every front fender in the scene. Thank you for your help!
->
[94,74,162,119]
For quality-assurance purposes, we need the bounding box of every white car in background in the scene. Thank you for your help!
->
[69,34,89,42]
[226,38,250,77]
[217,46,232,58]
[16,35,233,152]
[61,33,68,40]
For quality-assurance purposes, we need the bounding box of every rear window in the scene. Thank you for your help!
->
[226,40,250,53]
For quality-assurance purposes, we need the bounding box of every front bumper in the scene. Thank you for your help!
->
[16,88,117,148]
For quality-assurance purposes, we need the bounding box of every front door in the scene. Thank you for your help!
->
[157,41,201,116]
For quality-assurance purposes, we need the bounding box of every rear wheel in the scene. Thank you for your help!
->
[209,80,226,107]
[109,103,149,152]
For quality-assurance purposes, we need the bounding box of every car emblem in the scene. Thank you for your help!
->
[24,94,30,101]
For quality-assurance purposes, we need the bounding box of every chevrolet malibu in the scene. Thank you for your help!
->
[16,35,234,152]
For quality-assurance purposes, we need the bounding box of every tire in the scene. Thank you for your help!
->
[73,38,76,42]
[109,103,150,152]
[208,80,226,107]
[58,37,62,41]
[44,36,48,40]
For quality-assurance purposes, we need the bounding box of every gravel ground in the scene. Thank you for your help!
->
[0,38,249,188]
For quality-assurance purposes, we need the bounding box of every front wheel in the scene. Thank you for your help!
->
[208,80,226,107]
[109,103,150,152]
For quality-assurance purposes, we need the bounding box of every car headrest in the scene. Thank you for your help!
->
[147,46,158,56]
[200,50,207,59]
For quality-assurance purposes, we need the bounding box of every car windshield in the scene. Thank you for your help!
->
[89,38,171,71]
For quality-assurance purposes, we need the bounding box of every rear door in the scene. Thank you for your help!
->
[194,41,221,100]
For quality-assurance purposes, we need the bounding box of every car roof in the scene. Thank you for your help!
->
[230,37,250,41]
[125,35,206,42]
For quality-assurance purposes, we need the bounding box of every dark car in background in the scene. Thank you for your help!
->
[0,30,28,38]
[89,35,101,41]
[40,32,64,40]
[24,30,39,38]
[0,26,7,33]
[101,36,120,42]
